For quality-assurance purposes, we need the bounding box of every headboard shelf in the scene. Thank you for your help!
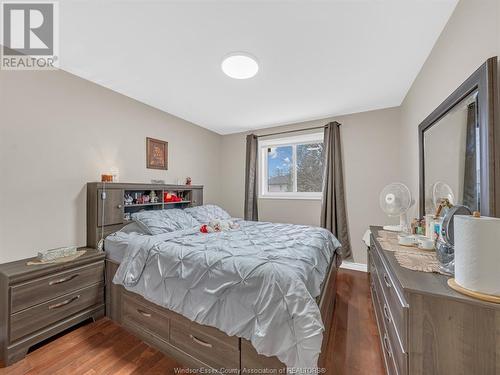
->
[86,182,203,249]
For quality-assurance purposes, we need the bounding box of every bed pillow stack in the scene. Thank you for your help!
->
[184,204,231,223]
[131,209,199,235]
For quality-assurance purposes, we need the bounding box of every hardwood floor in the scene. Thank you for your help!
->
[0,269,384,375]
[326,269,385,375]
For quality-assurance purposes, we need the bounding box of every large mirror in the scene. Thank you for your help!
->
[419,57,499,217]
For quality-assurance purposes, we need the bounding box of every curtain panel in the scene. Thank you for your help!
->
[244,134,259,221]
[320,122,351,259]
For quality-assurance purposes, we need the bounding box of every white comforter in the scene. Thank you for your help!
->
[113,220,340,369]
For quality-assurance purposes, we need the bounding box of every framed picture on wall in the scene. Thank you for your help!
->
[146,137,168,170]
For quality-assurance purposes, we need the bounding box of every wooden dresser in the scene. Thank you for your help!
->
[0,249,105,366]
[369,226,500,375]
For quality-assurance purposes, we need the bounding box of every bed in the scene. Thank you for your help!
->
[87,185,341,372]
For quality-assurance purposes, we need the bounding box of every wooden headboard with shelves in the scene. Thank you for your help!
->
[86,182,203,249]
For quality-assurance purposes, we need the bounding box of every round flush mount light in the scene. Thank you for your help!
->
[221,53,259,79]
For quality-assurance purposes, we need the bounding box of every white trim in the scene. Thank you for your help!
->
[258,132,324,199]
[259,132,324,146]
[258,195,322,201]
[340,261,368,273]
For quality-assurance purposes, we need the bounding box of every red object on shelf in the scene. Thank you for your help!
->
[163,192,182,203]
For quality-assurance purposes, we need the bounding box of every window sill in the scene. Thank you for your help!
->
[258,195,322,201]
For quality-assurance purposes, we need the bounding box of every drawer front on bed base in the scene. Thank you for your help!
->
[121,289,240,371]
[170,319,239,370]
[122,293,171,340]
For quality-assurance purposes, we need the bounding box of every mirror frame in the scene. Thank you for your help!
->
[418,57,499,217]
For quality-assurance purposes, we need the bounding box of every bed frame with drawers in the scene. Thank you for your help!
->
[87,182,339,372]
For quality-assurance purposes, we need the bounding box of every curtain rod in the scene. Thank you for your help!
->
[255,124,328,139]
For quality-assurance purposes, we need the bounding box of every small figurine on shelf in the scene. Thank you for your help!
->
[185,177,192,185]
[143,194,150,203]
[150,190,158,203]
[124,194,134,205]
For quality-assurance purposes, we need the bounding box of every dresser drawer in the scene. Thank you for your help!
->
[10,282,104,342]
[11,261,104,313]
[122,292,170,341]
[372,266,407,375]
[371,245,408,351]
[371,278,399,375]
[170,318,239,370]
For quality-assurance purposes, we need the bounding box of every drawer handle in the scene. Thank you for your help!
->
[137,309,152,318]
[383,334,393,358]
[383,273,392,288]
[383,304,392,323]
[48,295,80,310]
[190,334,213,348]
[48,274,79,286]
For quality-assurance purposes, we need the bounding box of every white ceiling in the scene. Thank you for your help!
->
[59,1,457,134]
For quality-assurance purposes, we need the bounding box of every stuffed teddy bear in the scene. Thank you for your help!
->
[200,219,239,233]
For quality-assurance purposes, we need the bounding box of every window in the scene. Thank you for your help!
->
[259,133,324,199]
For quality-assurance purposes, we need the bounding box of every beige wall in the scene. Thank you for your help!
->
[399,0,500,218]
[220,107,402,264]
[4,0,497,265]
[0,70,223,263]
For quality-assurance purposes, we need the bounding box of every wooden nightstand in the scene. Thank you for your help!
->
[0,248,105,367]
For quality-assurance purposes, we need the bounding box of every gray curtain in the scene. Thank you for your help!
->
[320,122,351,259]
[244,134,259,221]
[463,102,478,210]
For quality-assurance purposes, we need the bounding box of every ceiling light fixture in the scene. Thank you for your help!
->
[221,53,259,79]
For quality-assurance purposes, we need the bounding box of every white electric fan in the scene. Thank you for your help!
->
[432,181,455,209]
[379,183,414,233]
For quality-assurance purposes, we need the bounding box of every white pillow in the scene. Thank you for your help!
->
[131,209,199,235]
[184,204,231,223]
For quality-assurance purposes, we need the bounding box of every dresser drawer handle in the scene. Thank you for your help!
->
[48,274,79,286]
[137,309,152,318]
[48,295,80,309]
[383,273,392,288]
[383,304,392,323]
[190,334,213,348]
[383,334,393,358]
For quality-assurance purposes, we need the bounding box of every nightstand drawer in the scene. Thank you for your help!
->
[10,282,104,342]
[11,261,104,313]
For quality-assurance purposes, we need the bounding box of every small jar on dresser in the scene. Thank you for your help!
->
[0,248,105,367]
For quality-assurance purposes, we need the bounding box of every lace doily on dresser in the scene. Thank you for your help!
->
[376,230,444,275]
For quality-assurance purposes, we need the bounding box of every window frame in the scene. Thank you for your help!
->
[258,132,324,200]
